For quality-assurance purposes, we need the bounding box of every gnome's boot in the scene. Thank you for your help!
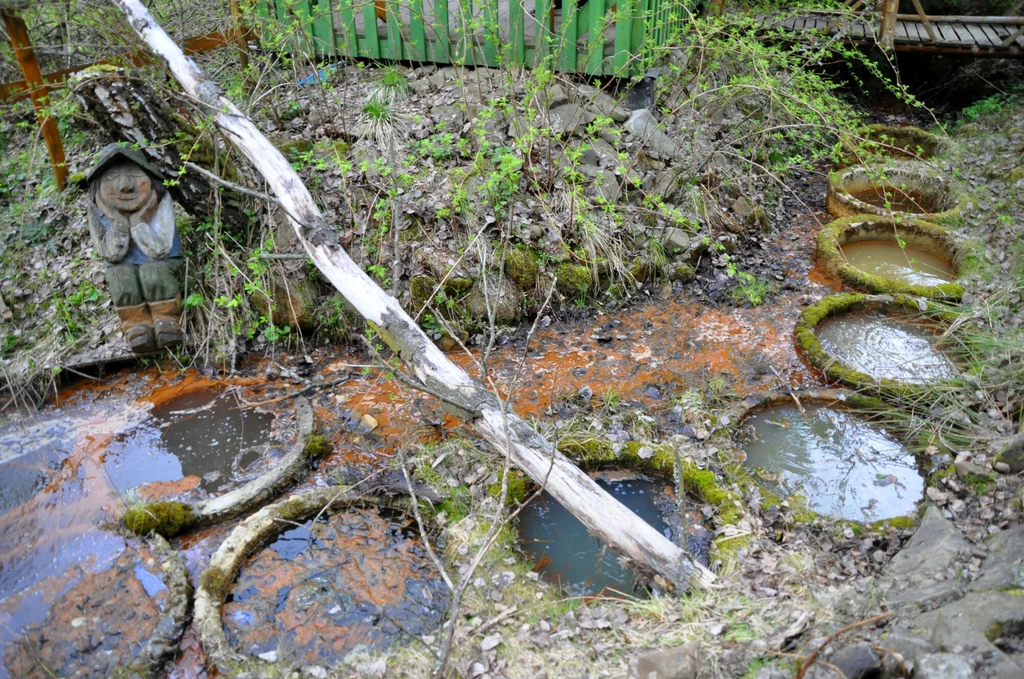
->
[116,303,157,354]
[149,296,185,350]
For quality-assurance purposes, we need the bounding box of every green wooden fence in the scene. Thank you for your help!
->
[254,0,692,76]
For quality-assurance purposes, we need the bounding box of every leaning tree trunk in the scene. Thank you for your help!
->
[110,0,715,591]
[73,69,248,227]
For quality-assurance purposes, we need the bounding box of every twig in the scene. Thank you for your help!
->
[401,463,454,591]
[471,606,519,638]
[796,613,893,679]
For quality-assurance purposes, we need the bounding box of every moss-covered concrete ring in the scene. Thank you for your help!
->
[194,486,414,674]
[817,215,963,299]
[826,162,967,223]
[840,125,947,166]
[130,533,193,677]
[123,396,323,538]
[795,293,958,398]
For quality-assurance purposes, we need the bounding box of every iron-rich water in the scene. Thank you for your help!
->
[104,388,275,494]
[0,419,76,516]
[816,311,956,383]
[840,240,955,287]
[518,477,672,597]
[739,403,922,521]
[223,507,448,664]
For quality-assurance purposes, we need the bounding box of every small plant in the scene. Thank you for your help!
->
[358,97,406,147]
[729,272,776,307]
[371,66,410,104]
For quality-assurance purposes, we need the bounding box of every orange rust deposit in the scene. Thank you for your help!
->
[137,475,202,502]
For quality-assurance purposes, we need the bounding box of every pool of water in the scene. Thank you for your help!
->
[223,507,448,664]
[518,477,676,597]
[103,388,275,495]
[739,403,923,521]
[850,187,937,214]
[840,240,955,287]
[816,311,956,383]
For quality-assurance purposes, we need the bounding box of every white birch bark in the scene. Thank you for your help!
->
[110,0,714,590]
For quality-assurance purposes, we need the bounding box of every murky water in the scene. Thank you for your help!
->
[739,403,923,520]
[104,388,275,495]
[0,539,169,679]
[223,507,448,665]
[816,311,956,383]
[840,240,955,286]
[849,187,937,214]
[518,477,676,597]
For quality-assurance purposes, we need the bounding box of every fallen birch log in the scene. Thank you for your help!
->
[111,0,714,590]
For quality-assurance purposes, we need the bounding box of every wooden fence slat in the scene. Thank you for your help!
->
[362,0,382,57]
[509,0,526,65]
[586,0,606,74]
[612,0,634,74]
[310,0,337,54]
[385,0,404,59]
[483,0,499,66]
[409,0,427,61]
[434,0,452,62]
[460,0,474,63]
[337,0,360,56]
[292,0,320,56]
[557,0,579,71]
[535,0,552,65]
[629,0,648,69]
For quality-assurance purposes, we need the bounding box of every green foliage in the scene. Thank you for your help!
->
[729,272,777,307]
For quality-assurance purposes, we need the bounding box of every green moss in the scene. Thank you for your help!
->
[410,275,438,311]
[444,277,474,295]
[303,433,332,458]
[555,263,592,299]
[869,515,918,531]
[199,566,233,602]
[123,501,197,538]
[504,247,540,289]
[487,470,530,504]
[1006,167,1024,184]
[670,263,696,283]
[69,171,87,185]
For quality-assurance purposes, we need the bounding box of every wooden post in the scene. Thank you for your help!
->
[111,0,714,592]
[229,0,251,73]
[910,0,937,43]
[879,0,899,49]
[2,7,68,192]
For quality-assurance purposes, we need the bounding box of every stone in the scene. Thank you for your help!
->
[917,591,1024,678]
[994,461,1011,474]
[466,277,521,325]
[258,650,278,662]
[623,109,680,160]
[358,414,378,433]
[354,659,387,678]
[580,85,630,122]
[881,625,935,667]
[828,642,881,679]
[482,633,501,651]
[590,138,621,167]
[955,460,994,480]
[884,506,969,607]
[968,524,1024,592]
[543,83,569,109]
[630,640,700,679]
[547,104,595,136]
[251,274,318,333]
[995,432,1024,473]
[915,654,973,679]
[660,228,691,257]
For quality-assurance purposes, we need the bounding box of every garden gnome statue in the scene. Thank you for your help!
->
[86,144,184,354]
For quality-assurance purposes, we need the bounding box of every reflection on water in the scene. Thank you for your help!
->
[518,478,671,597]
[816,311,956,383]
[740,403,922,520]
[840,240,954,287]
[103,388,274,494]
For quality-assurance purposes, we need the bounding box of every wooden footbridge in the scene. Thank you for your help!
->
[760,3,1024,56]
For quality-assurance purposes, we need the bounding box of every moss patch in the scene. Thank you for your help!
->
[670,263,696,283]
[487,470,531,504]
[123,501,197,538]
[303,433,332,458]
[555,263,592,299]
[199,566,233,602]
[504,247,540,290]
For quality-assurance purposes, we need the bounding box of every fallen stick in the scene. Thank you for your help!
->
[110,0,713,590]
